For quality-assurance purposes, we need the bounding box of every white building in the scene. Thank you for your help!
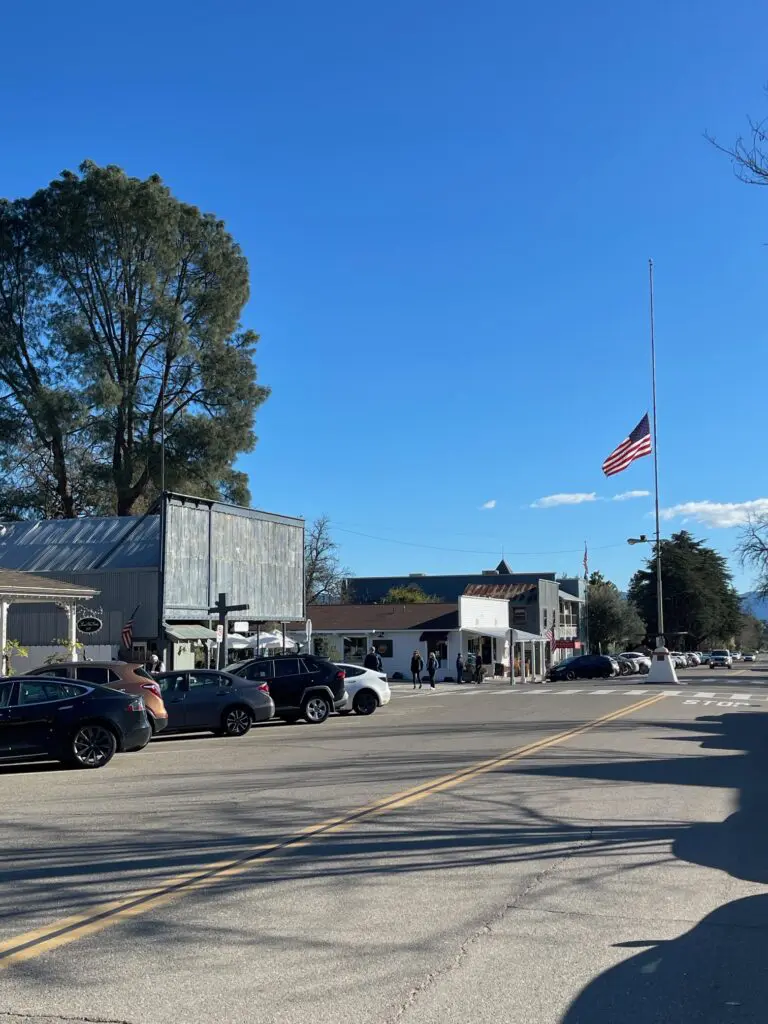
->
[289,595,550,683]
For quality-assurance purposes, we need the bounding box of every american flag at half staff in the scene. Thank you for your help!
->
[602,414,652,477]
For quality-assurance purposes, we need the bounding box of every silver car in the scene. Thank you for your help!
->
[708,650,733,669]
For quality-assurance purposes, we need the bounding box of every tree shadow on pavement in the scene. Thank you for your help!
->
[560,711,768,1023]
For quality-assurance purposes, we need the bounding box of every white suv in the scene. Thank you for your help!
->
[709,650,733,669]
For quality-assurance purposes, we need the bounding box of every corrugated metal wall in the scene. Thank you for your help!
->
[6,570,159,645]
[163,498,304,621]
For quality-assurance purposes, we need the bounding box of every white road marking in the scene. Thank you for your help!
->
[591,689,618,694]
[553,689,584,695]
[730,694,751,701]
[624,689,649,695]
[661,690,684,695]
[693,692,716,698]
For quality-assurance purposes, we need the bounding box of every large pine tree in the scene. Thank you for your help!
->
[627,531,741,647]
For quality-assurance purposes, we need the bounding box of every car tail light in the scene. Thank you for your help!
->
[126,699,145,713]
[257,682,270,693]
[335,670,346,680]
[141,682,162,698]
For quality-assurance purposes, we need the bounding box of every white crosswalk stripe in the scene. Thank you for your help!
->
[693,692,716,698]
[730,694,751,701]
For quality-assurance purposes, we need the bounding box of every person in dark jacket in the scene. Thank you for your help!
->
[456,652,465,684]
[411,650,424,688]
[364,647,379,671]
[475,652,484,683]
[427,651,438,688]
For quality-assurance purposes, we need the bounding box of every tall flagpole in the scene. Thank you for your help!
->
[160,376,166,496]
[648,258,664,646]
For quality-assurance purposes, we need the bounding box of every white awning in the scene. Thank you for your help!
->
[512,628,547,643]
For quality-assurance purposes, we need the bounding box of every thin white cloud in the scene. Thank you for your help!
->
[612,490,651,502]
[479,499,497,510]
[530,492,598,509]
[659,498,768,528]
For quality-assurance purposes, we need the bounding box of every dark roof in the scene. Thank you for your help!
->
[463,582,537,602]
[0,516,160,572]
[289,603,459,632]
[0,568,99,599]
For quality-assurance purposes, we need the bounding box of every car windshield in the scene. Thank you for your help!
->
[712,650,729,657]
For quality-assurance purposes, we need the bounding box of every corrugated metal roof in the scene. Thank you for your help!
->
[0,569,98,599]
[288,603,459,632]
[0,516,160,572]
[463,583,537,602]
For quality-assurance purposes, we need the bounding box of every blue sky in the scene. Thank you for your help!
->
[3,0,767,591]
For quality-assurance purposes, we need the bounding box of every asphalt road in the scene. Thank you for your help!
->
[2,661,768,1023]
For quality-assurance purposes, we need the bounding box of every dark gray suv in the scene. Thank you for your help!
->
[227,655,348,724]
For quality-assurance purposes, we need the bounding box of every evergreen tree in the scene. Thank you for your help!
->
[628,531,741,647]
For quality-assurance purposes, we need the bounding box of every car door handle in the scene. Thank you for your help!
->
[57,705,74,711]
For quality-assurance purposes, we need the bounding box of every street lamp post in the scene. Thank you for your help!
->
[627,533,678,684]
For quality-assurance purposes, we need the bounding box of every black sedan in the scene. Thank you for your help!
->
[154,669,275,736]
[548,654,620,682]
[0,676,151,768]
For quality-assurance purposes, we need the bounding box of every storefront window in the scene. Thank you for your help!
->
[343,636,368,663]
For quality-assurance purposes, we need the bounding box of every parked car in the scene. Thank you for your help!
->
[616,656,639,676]
[548,654,619,682]
[25,661,169,735]
[619,652,652,674]
[0,676,151,768]
[732,651,743,662]
[227,654,348,724]
[744,653,756,663]
[334,663,391,715]
[709,650,733,669]
[154,669,274,736]
[669,653,688,670]
[687,653,702,666]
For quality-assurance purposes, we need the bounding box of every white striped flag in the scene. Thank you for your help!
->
[602,414,652,477]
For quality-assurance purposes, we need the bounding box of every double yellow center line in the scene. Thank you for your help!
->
[0,692,665,968]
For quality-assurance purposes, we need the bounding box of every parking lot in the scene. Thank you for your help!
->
[2,661,768,1023]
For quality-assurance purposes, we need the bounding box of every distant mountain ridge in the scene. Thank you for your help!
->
[741,592,768,619]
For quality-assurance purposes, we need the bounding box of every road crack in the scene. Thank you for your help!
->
[380,854,573,1023]
[0,1013,136,1024]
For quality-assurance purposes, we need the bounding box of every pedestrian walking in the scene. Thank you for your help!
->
[364,646,379,671]
[475,652,484,684]
[455,652,465,684]
[375,650,384,673]
[427,651,438,688]
[411,650,424,688]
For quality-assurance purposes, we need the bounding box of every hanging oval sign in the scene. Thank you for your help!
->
[77,616,103,634]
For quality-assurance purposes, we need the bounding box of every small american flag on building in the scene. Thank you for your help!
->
[602,414,652,477]
[121,605,139,650]
[546,623,556,649]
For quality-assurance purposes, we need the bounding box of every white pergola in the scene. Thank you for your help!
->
[0,569,99,675]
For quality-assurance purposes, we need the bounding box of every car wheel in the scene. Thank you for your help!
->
[69,723,117,769]
[566,670,576,681]
[222,706,252,737]
[353,689,378,716]
[301,694,330,724]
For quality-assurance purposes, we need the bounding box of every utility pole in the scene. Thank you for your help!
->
[208,592,249,669]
